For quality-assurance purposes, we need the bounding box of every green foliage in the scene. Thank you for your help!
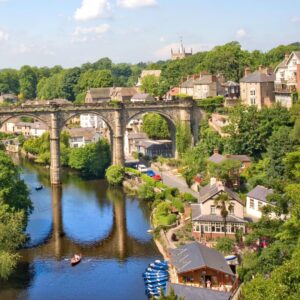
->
[105,165,125,185]
[19,65,37,99]
[223,105,291,158]
[176,122,192,158]
[137,182,156,201]
[0,69,19,94]
[181,192,197,203]
[0,151,32,223]
[196,96,224,112]
[215,237,234,255]
[142,113,170,140]
[266,126,293,179]
[68,140,111,178]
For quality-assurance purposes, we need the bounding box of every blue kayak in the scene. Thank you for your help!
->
[149,263,168,270]
[146,267,168,273]
[143,272,169,277]
[147,282,167,288]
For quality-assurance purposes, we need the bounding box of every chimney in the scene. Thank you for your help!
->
[210,177,217,186]
[244,67,251,77]
[213,148,219,154]
[285,53,290,60]
[258,65,264,73]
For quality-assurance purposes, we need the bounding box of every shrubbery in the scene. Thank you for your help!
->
[105,165,125,185]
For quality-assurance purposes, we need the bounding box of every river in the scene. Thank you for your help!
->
[0,156,160,300]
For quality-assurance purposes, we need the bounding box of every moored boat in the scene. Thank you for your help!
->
[35,185,43,191]
[70,254,82,266]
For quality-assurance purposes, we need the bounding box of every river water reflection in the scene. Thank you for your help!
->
[0,157,160,300]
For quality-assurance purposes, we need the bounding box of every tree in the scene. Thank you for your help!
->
[142,113,170,140]
[141,75,160,97]
[214,193,234,237]
[68,140,111,178]
[105,165,125,185]
[19,65,38,99]
[0,151,32,223]
[215,237,234,254]
[176,122,192,158]
[0,69,19,94]
[208,159,241,187]
[266,126,293,179]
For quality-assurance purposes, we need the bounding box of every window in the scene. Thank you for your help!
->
[210,205,216,215]
[250,89,256,105]
[229,205,234,215]
[258,201,263,211]
[250,198,254,209]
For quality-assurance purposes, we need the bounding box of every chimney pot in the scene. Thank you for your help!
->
[244,67,251,77]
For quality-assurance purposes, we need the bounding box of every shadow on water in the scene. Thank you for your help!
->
[0,155,160,300]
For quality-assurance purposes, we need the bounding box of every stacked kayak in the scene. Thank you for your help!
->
[143,260,169,298]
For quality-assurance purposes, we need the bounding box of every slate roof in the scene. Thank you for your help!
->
[208,153,251,164]
[193,213,247,223]
[127,132,148,140]
[169,242,234,275]
[208,153,226,164]
[193,75,214,85]
[110,87,138,98]
[240,71,275,83]
[247,185,273,203]
[131,93,155,101]
[180,77,195,88]
[191,204,201,220]
[137,139,172,150]
[167,283,231,300]
[294,51,300,60]
[199,182,242,204]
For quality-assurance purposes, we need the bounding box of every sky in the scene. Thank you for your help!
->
[0,0,299,69]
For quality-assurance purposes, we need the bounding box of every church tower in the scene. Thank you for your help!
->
[171,38,193,60]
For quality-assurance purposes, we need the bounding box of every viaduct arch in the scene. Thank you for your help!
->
[0,99,202,185]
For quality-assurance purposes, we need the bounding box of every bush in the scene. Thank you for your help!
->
[105,165,125,185]
[181,192,198,203]
[214,237,234,255]
[157,214,177,226]
[138,182,156,201]
[171,198,184,213]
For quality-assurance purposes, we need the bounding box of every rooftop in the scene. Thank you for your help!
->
[167,283,231,300]
[169,242,234,275]
[240,70,275,83]
[247,185,273,203]
[68,127,98,141]
[199,181,242,204]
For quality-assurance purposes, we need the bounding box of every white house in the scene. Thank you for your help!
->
[246,185,273,219]
[80,114,107,129]
[68,128,101,148]
[274,52,300,108]
[29,122,48,137]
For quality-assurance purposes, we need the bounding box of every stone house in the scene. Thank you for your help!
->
[68,127,101,148]
[240,66,275,109]
[85,88,111,103]
[164,87,180,101]
[274,52,300,109]
[179,72,224,99]
[169,242,236,292]
[124,131,148,156]
[110,87,138,102]
[192,178,246,240]
[246,185,274,219]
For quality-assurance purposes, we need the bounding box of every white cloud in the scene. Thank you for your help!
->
[118,0,156,8]
[74,0,111,21]
[72,23,110,42]
[0,29,9,41]
[236,28,247,38]
[155,42,213,59]
[291,16,300,23]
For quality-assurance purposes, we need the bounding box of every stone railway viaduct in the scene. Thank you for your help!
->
[0,99,202,185]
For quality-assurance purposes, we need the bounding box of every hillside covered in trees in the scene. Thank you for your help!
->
[1,41,300,102]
